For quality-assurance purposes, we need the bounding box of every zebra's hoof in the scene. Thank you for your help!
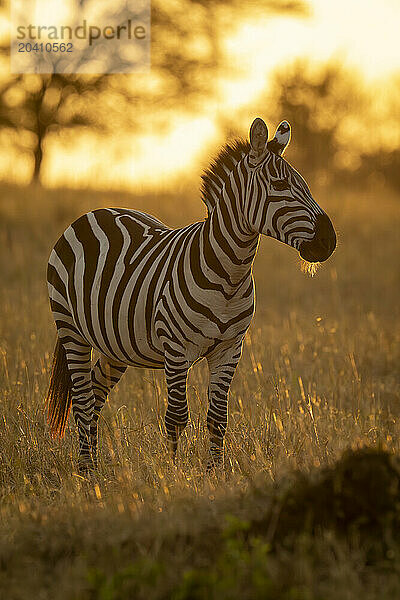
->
[206,455,224,474]
[78,457,95,476]
[207,440,224,473]
[206,462,223,475]
[168,439,178,458]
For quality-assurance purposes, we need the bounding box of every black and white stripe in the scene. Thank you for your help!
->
[46,118,336,470]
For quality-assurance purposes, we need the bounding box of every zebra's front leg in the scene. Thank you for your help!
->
[164,356,189,459]
[90,356,127,467]
[206,341,243,470]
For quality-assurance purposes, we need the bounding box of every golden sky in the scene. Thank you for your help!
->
[3,0,400,188]
[223,0,400,111]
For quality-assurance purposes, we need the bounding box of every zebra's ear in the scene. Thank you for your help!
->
[267,121,291,156]
[249,118,268,162]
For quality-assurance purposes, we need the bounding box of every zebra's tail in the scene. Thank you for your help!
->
[46,337,72,438]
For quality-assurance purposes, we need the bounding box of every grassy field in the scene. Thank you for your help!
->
[0,181,399,599]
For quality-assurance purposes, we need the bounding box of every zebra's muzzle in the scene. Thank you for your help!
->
[299,214,336,263]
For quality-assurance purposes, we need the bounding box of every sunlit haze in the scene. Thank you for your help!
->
[3,0,400,188]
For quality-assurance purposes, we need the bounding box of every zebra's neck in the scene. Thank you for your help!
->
[201,161,259,289]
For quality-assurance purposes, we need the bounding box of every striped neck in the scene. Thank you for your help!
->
[201,158,259,289]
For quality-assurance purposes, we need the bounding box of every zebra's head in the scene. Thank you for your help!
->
[246,117,336,263]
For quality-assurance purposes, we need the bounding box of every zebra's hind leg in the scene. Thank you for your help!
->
[90,355,127,467]
[206,341,243,471]
[61,337,96,473]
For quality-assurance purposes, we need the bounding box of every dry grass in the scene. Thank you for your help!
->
[0,181,399,598]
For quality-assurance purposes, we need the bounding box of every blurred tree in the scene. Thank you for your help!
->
[220,60,369,188]
[267,61,366,183]
[355,148,400,191]
[0,74,124,182]
[265,61,400,192]
[151,0,309,102]
[0,0,308,183]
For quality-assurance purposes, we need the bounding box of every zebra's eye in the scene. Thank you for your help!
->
[271,179,290,191]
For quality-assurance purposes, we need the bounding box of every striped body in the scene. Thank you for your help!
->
[48,208,255,368]
[46,118,336,470]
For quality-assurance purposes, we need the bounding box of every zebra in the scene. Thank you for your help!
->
[46,117,336,471]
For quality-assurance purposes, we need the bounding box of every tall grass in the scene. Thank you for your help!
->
[0,182,399,598]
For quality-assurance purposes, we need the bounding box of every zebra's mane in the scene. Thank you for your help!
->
[201,138,250,217]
